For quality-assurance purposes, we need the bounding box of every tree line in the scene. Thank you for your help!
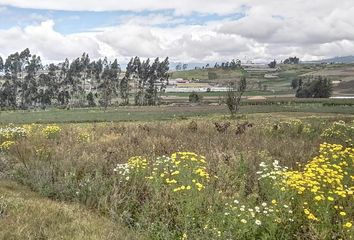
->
[193,59,242,70]
[292,76,333,98]
[0,49,170,109]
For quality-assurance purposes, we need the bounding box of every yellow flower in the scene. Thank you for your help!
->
[327,196,334,201]
[195,182,204,191]
[339,211,346,216]
[42,125,61,139]
[171,170,180,175]
[344,222,352,228]
[0,140,15,151]
[314,196,322,201]
[307,213,319,221]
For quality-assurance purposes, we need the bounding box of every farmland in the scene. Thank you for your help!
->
[169,63,354,97]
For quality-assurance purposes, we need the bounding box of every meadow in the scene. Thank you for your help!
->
[1,110,354,239]
[1,100,354,124]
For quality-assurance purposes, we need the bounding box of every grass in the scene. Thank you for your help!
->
[164,90,294,98]
[1,103,354,124]
[1,113,354,239]
[0,181,144,240]
[1,107,354,239]
[0,106,227,124]
[170,68,243,80]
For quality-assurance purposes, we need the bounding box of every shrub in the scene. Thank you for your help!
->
[259,143,354,239]
[42,125,61,139]
[189,92,203,103]
[321,120,354,147]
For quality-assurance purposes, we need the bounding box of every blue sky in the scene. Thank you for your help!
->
[0,6,245,34]
[0,1,353,63]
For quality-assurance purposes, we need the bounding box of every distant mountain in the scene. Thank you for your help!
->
[310,56,354,64]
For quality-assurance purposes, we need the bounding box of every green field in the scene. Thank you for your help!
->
[164,90,294,98]
[170,68,243,81]
[1,102,354,124]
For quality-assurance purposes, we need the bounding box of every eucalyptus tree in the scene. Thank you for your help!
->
[156,57,170,104]
[99,59,120,109]
[144,58,158,105]
[136,58,150,105]
[58,58,71,106]
[23,54,42,107]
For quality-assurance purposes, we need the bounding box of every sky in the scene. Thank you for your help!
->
[0,0,354,64]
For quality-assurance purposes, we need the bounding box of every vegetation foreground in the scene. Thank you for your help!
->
[0,181,142,240]
[1,114,354,239]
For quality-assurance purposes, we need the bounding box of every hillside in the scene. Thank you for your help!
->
[168,64,354,96]
[310,56,354,64]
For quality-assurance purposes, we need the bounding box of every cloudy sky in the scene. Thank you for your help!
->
[0,0,354,64]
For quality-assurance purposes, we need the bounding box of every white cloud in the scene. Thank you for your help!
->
[0,1,354,63]
[0,20,100,61]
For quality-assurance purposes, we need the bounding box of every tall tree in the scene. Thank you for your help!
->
[99,59,120,109]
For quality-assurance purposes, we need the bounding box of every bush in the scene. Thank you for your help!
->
[258,143,354,239]
[2,120,353,239]
[321,120,354,146]
[189,92,203,103]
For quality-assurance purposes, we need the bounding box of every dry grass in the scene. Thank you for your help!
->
[0,181,144,240]
[1,113,354,239]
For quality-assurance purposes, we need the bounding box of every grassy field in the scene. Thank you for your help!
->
[0,181,144,240]
[1,111,354,239]
[170,68,243,81]
[163,90,294,98]
[1,103,354,124]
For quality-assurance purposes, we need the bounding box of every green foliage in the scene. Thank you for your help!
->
[258,143,354,239]
[126,56,169,106]
[188,92,203,103]
[321,120,354,146]
[0,181,143,240]
[0,49,169,109]
[86,92,96,107]
[226,76,247,115]
[291,78,299,89]
[296,76,333,98]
